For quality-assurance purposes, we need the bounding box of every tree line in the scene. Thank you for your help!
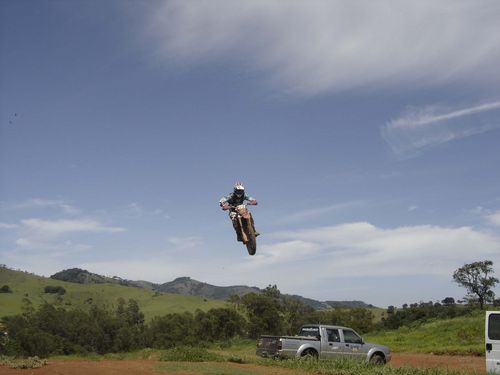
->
[0,285,376,357]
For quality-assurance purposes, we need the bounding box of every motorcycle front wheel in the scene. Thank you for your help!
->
[245,231,256,255]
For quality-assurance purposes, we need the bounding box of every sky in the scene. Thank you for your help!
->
[1,0,500,308]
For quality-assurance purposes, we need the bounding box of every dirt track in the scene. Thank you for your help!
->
[0,353,486,374]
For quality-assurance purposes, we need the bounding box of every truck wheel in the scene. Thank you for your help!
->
[369,354,385,365]
[300,349,318,360]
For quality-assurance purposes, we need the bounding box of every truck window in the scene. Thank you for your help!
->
[326,328,340,342]
[343,329,363,344]
[488,313,500,340]
[298,326,319,337]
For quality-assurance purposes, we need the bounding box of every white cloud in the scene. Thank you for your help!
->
[249,222,500,280]
[382,100,500,156]
[67,221,500,304]
[21,218,126,237]
[486,211,500,227]
[148,0,500,96]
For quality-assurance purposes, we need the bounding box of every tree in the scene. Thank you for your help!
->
[441,297,455,306]
[453,260,499,310]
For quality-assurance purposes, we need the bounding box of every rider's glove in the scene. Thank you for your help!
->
[221,203,231,210]
[248,200,258,205]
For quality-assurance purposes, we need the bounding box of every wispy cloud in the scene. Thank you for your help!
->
[167,236,203,251]
[382,100,500,156]
[148,1,500,96]
[280,201,364,224]
[21,218,126,237]
[6,198,80,215]
[0,222,18,229]
[15,238,91,255]
[124,202,170,219]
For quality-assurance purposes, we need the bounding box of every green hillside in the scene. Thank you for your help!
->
[365,309,490,355]
[0,268,227,321]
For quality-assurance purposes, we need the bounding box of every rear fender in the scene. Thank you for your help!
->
[296,343,318,358]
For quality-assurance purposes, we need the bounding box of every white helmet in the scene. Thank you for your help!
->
[233,182,245,197]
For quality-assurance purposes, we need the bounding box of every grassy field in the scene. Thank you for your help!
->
[365,310,487,355]
[0,268,227,320]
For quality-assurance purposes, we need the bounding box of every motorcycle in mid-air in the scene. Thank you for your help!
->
[231,204,257,256]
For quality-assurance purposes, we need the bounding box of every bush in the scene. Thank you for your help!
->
[0,355,47,369]
[158,346,224,362]
[43,286,66,295]
[0,285,12,293]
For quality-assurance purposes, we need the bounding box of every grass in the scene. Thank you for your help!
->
[0,268,227,320]
[365,310,485,355]
[154,346,480,375]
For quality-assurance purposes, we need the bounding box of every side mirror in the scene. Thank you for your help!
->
[487,343,493,351]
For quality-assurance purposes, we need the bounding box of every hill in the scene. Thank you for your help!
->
[50,268,157,290]
[50,268,377,310]
[156,276,260,299]
[0,267,227,320]
[325,300,375,309]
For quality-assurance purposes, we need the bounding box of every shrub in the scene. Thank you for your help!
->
[43,286,66,295]
[0,356,47,369]
[158,346,224,362]
[0,285,12,293]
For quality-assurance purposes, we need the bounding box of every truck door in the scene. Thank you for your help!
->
[322,328,343,359]
[340,329,366,362]
[486,311,500,374]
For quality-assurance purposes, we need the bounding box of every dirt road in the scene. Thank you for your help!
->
[389,353,484,372]
[0,353,486,374]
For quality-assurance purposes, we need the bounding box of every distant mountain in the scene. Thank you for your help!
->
[325,300,375,309]
[156,276,260,300]
[50,268,377,309]
[50,268,158,290]
[285,294,331,310]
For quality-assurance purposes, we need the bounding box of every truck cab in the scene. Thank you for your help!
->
[486,311,500,374]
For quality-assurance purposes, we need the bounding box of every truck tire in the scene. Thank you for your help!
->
[369,354,385,365]
[300,349,318,360]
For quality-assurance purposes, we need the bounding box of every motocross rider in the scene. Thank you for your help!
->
[219,182,259,242]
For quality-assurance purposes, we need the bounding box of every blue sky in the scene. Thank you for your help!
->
[1,0,500,307]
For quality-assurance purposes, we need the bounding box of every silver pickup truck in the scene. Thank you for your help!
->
[256,324,391,365]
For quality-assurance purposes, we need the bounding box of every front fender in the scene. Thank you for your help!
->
[366,348,387,363]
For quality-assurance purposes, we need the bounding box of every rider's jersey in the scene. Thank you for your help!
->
[219,193,256,208]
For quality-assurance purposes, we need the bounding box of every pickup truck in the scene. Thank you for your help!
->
[256,324,391,365]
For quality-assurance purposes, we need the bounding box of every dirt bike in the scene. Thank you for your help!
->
[230,204,257,256]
